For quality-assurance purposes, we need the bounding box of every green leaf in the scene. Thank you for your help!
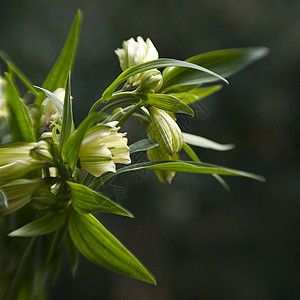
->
[102,58,228,101]
[162,47,269,91]
[67,181,133,217]
[59,73,74,153]
[35,10,82,105]
[7,62,38,97]
[62,113,100,170]
[144,93,194,115]
[0,189,7,207]
[182,132,235,151]
[4,73,35,142]
[182,143,230,191]
[91,160,265,189]
[129,139,158,154]
[8,211,65,237]
[34,86,63,115]
[69,212,156,284]
[170,85,222,105]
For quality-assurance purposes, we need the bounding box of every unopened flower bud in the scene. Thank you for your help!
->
[137,70,163,93]
[31,188,58,210]
[79,122,131,177]
[147,107,183,156]
[146,107,183,183]
[41,88,65,125]
[147,147,179,184]
[30,141,53,162]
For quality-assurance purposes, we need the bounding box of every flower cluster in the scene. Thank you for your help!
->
[0,10,267,299]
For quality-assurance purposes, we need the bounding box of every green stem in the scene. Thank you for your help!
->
[89,91,144,115]
[99,98,139,113]
[118,100,143,127]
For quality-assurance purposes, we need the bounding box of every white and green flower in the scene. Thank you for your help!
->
[79,122,131,177]
[115,36,162,89]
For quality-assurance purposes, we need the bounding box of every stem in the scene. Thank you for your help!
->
[118,100,143,127]
[99,98,139,113]
[89,91,144,115]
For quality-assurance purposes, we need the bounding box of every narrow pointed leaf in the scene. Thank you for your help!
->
[35,10,82,105]
[62,113,100,170]
[102,58,228,101]
[59,73,74,153]
[7,62,38,96]
[69,212,156,284]
[129,139,158,154]
[183,132,235,151]
[182,143,230,191]
[8,211,65,237]
[145,93,194,115]
[171,85,222,105]
[91,160,265,189]
[162,47,269,91]
[4,73,35,142]
[67,181,133,217]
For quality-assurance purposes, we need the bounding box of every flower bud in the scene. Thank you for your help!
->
[31,188,58,210]
[41,88,65,125]
[146,107,183,183]
[79,122,131,177]
[147,147,179,184]
[137,70,163,93]
[30,141,53,162]
[0,142,50,181]
[0,179,45,216]
[147,107,183,156]
[115,37,159,87]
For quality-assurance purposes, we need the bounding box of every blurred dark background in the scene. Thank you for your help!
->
[1,0,299,299]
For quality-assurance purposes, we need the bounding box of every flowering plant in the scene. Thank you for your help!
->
[0,10,268,299]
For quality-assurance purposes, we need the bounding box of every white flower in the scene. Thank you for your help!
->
[79,122,131,177]
[115,37,161,87]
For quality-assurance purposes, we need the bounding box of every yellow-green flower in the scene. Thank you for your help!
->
[146,107,183,183]
[79,122,130,177]
[115,37,162,88]
[0,141,52,181]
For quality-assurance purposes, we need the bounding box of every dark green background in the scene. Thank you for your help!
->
[1,0,299,299]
